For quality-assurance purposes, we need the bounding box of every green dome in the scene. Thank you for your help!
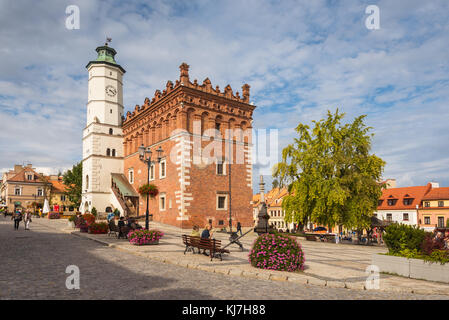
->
[86,43,126,73]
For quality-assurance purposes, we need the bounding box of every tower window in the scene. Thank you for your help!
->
[106,148,111,156]
[109,128,113,135]
[86,175,89,189]
[110,109,112,114]
[128,169,134,184]
[112,149,116,157]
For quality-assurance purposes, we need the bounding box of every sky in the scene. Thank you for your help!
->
[0,0,448,192]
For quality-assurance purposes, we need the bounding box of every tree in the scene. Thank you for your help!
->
[274,109,385,233]
[63,162,82,208]
[272,178,279,189]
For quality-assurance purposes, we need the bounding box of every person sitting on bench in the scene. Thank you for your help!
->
[201,223,214,255]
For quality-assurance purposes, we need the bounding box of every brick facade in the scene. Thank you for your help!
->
[122,63,255,229]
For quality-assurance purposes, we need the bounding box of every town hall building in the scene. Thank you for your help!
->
[81,42,255,229]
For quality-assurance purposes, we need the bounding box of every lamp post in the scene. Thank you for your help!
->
[138,144,164,230]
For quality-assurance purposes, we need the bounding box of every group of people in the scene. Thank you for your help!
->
[11,209,33,230]
[434,230,449,250]
[110,216,143,238]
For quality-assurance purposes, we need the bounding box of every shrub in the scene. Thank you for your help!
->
[82,213,96,226]
[91,207,97,217]
[128,229,164,245]
[48,212,60,219]
[88,222,109,234]
[68,215,77,223]
[75,216,86,228]
[424,249,449,265]
[383,223,426,254]
[248,233,305,272]
[421,233,446,256]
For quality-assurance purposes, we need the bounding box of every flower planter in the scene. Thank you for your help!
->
[372,253,449,283]
[131,240,159,246]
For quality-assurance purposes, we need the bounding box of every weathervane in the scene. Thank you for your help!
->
[105,37,112,46]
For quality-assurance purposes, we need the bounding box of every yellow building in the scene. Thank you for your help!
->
[49,176,75,214]
[419,187,449,231]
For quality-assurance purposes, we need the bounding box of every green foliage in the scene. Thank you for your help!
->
[63,162,82,208]
[383,223,427,254]
[91,207,97,217]
[248,233,305,272]
[424,250,449,265]
[274,110,385,230]
[68,215,77,222]
[113,208,120,216]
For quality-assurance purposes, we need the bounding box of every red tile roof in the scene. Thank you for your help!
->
[422,187,449,201]
[377,184,432,210]
[50,180,67,193]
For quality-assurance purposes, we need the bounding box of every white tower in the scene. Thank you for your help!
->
[81,42,126,214]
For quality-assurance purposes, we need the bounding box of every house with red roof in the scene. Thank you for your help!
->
[375,182,436,227]
[419,186,449,231]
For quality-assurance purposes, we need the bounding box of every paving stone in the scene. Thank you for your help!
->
[326,281,346,288]
[307,277,327,287]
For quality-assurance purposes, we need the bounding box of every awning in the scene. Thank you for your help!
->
[111,173,139,197]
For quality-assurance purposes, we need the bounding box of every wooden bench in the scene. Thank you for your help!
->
[182,235,230,261]
[305,234,318,241]
[108,220,131,239]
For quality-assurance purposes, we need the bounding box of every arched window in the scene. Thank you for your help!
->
[109,128,113,135]
[106,148,111,156]
[112,149,116,157]
[86,175,89,189]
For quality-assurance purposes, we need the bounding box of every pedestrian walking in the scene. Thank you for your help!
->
[236,221,242,236]
[12,209,23,230]
[24,209,32,230]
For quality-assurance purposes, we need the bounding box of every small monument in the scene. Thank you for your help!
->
[254,176,273,235]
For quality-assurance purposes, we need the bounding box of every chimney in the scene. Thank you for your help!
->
[430,182,439,188]
[259,175,265,203]
[14,165,23,172]
[385,179,396,189]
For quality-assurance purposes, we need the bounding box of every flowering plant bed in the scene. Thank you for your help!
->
[138,184,159,198]
[128,229,164,245]
[248,233,305,272]
[88,222,109,234]
[82,213,96,226]
[48,212,60,219]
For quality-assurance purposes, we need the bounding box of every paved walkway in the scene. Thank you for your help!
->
[26,216,449,297]
[4,216,449,299]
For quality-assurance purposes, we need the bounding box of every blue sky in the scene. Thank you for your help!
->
[0,0,448,191]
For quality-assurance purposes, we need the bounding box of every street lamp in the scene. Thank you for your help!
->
[138,144,164,230]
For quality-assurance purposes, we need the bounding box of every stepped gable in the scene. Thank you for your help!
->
[122,63,254,132]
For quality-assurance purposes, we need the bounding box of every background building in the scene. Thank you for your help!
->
[0,164,50,213]
[419,186,449,231]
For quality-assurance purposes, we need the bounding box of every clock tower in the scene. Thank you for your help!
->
[81,42,126,213]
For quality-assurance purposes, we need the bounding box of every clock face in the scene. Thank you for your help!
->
[105,85,117,97]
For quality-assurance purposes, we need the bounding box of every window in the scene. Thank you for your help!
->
[27,174,33,181]
[86,175,89,189]
[37,188,43,197]
[387,199,397,206]
[149,164,155,180]
[159,159,166,179]
[109,128,113,134]
[424,201,430,207]
[438,217,445,228]
[403,213,409,221]
[217,194,227,210]
[128,169,134,184]
[60,195,66,201]
[216,163,224,175]
[438,201,444,207]
[14,187,21,196]
[424,216,431,225]
[159,193,166,211]
[386,213,392,221]
[218,220,224,225]
[112,149,116,157]
[403,198,413,205]
[378,200,383,206]
[106,148,111,156]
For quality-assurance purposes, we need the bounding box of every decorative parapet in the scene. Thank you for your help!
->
[123,63,254,128]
